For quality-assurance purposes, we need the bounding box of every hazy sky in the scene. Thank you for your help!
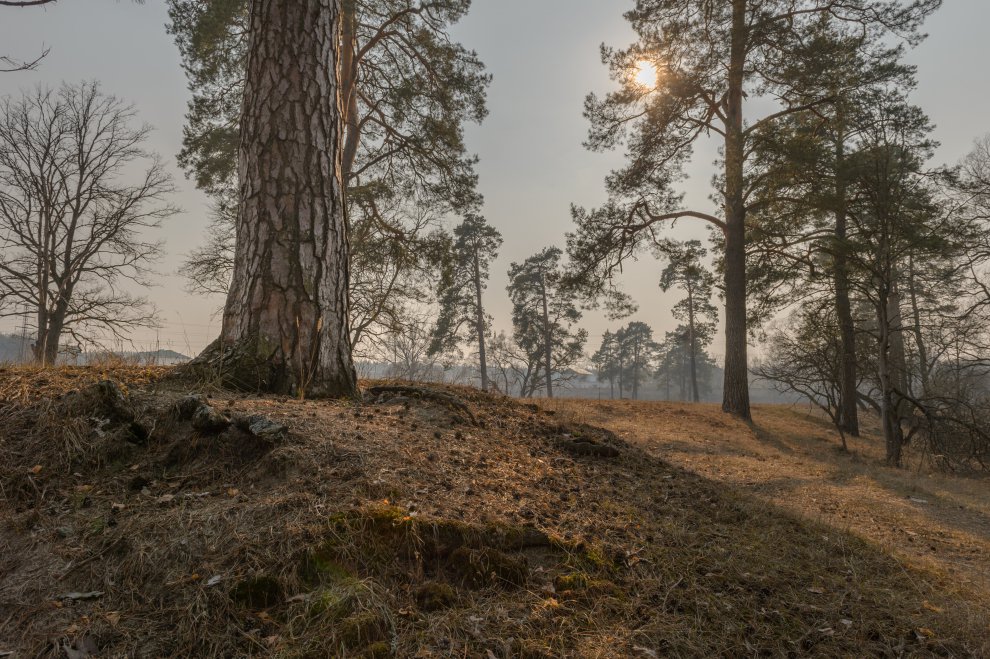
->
[1,0,988,359]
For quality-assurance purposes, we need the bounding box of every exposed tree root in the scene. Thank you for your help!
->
[367,385,478,425]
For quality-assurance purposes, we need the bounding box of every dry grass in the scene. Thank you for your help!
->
[541,398,990,649]
[0,362,172,406]
[1,368,987,657]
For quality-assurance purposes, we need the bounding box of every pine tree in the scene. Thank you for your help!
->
[205,0,356,397]
[659,240,718,403]
[745,26,917,436]
[655,326,718,402]
[842,96,952,465]
[507,248,587,399]
[167,0,490,348]
[430,214,503,391]
[592,331,621,399]
[567,0,939,420]
[617,322,658,400]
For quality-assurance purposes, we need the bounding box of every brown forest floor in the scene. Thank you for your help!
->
[1,366,989,657]
[540,399,990,640]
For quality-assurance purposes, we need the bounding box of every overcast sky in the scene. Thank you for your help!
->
[1,0,987,359]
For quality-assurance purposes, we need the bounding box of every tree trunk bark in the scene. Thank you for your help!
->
[215,0,357,398]
[687,285,700,403]
[32,309,48,364]
[906,255,930,396]
[632,339,640,400]
[833,129,860,436]
[618,352,624,399]
[34,219,50,363]
[721,0,751,420]
[35,290,69,366]
[340,0,360,181]
[41,319,62,365]
[539,270,553,399]
[472,247,489,392]
[887,279,910,443]
[876,295,901,467]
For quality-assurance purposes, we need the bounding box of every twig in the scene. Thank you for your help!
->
[59,537,125,581]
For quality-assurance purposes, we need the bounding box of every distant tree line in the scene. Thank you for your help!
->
[591,241,720,403]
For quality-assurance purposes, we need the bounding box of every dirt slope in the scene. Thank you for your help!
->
[542,398,990,649]
[1,368,986,657]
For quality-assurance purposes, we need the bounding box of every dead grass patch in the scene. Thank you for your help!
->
[0,374,986,656]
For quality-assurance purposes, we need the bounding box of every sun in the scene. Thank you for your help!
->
[632,60,658,89]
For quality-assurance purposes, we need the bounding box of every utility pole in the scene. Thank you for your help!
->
[18,304,29,363]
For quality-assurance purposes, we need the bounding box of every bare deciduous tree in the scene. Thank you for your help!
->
[0,82,176,364]
[1,0,56,72]
[0,47,49,73]
[755,303,851,452]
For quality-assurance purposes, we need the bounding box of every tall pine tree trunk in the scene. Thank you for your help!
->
[340,0,360,180]
[215,0,357,398]
[618,350,624,399]
[632,339,640,400]
[687,286,700,403]
[721,0,751,420]
[906,255,930,395]
[539,270,554,399]
[833,130,860,436]
[472,248,489,392]
[876,292,902,467]
[887,279,910,442]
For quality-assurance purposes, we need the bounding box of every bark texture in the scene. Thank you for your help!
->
[887,282,911,435]
[217,0,357,397]
[539,270,554,399]
[833,130,860,436]
[687,285,700,403]
[472,248,489,392]
[906,256,930,395]
[721,0,752,420]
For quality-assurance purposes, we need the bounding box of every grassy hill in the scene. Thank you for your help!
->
[0,366,986,656]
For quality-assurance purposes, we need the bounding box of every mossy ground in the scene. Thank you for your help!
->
[0,367,987,656]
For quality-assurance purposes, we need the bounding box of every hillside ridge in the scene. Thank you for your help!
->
[0,367,985,657]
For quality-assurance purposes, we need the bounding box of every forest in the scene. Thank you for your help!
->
[2,1,990,657]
